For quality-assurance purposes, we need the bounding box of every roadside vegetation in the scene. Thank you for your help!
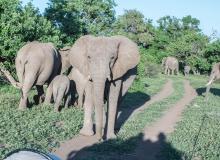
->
[161,76,220,159]
[0,72,166,159]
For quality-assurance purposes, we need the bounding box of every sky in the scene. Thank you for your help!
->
[21,0,220,37]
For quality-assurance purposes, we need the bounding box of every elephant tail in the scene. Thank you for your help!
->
[20,60,28,86]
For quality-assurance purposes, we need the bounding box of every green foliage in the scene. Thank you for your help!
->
[0,0,61,72]
[112,9,154,47]
[204,39,220,69]
[144,62,161,78]
[161,76,220,159]
[45,0,116,44]
[0,84,83,159]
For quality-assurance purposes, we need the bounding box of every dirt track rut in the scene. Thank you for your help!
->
[132,80,197,160]
[53,80,174,160]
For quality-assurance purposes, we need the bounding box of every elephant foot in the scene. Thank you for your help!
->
[106,132,117,140]
[19,99,28,110]
[18,106,27,111]
[95,133,103,141]
[80,127,94,136]
[54,107,59,112]
[39,95,45,104]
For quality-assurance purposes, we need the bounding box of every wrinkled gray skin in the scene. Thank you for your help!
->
[68,67,89,107]
[15,42,68,110]
[59,46,72,74]
[162,56,179,75]
[69,35,140,140]
[44,75,71,112]
[205,62,220,98]
[184,65,191,76]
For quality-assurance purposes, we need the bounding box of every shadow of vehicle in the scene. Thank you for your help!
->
[67,132,184,160]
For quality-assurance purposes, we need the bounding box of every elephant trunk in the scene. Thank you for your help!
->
[205,75,215,98]
[92,76,106,140]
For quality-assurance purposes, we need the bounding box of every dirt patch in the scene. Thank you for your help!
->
[53,80,174,160]
[132,80,197,160]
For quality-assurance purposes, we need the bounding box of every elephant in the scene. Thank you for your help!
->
[68,67,89,107]
[162,56,179,75]
[59,46,72,74]
[184,65,191,76]
[44,75,71,112]
[205,62,220,98]
[15,41,68,110]
[69,35,140,140]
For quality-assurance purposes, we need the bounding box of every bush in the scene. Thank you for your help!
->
[145,62,161,78]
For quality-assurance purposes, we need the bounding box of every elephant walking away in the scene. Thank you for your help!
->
[184,65,191,76]
[162,56,179,75]
[44,75,71,112]
[69,35,140,140]
[15,41,69,110]
[205,62,220,98]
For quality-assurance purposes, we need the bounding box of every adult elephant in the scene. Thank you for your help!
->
[205,62,220,98]
[15,41,67,110]
[162,56,179,75]
[69,35,140,140]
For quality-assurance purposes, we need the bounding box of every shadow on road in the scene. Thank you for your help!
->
[116,91,150,131]
[196,87,220,97]
[67,132,184,160]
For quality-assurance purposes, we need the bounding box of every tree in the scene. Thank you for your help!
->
[0,0,61,72]
[166,30,209,73]
[45,0,116,44]
[113,9,154,47]
[157,16,182,40]
[204,39,220,69]
[182,15,200,31]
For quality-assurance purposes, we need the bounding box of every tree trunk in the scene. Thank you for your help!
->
[0,63,21,88]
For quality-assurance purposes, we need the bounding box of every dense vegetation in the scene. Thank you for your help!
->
[0,0,220,75]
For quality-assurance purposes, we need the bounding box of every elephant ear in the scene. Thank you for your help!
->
[112,36,140,80]
[69,35,93,77]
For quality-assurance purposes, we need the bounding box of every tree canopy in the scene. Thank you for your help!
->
[0,0,220,74]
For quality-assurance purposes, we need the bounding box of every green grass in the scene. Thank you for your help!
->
[161,75,220,160]
[76,76,185,160]
[0,75,167,159]
[0,83,84,159]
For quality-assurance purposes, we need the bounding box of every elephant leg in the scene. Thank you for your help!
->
[64,94,71,108]
[121,67,137,98]
[54,90,64,112]
[171,69,174,75]
[77,86,84,107]
[167,69,170,75]
[44,83,53,104]
[164,67,167,75]
[35,85,45,104]
[205,84,211,100]
[19,76,35,110]
[176,67,179,75]
[80,83,94,136]
[106,79,122,139]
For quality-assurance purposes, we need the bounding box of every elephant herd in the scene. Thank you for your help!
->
[13,35,140,140]
[161,56,220,98]
[2,35,219,140]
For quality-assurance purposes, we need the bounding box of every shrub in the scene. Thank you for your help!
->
[145,62,161,78]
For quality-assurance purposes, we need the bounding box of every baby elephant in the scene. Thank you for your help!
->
[45,75,71,112]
